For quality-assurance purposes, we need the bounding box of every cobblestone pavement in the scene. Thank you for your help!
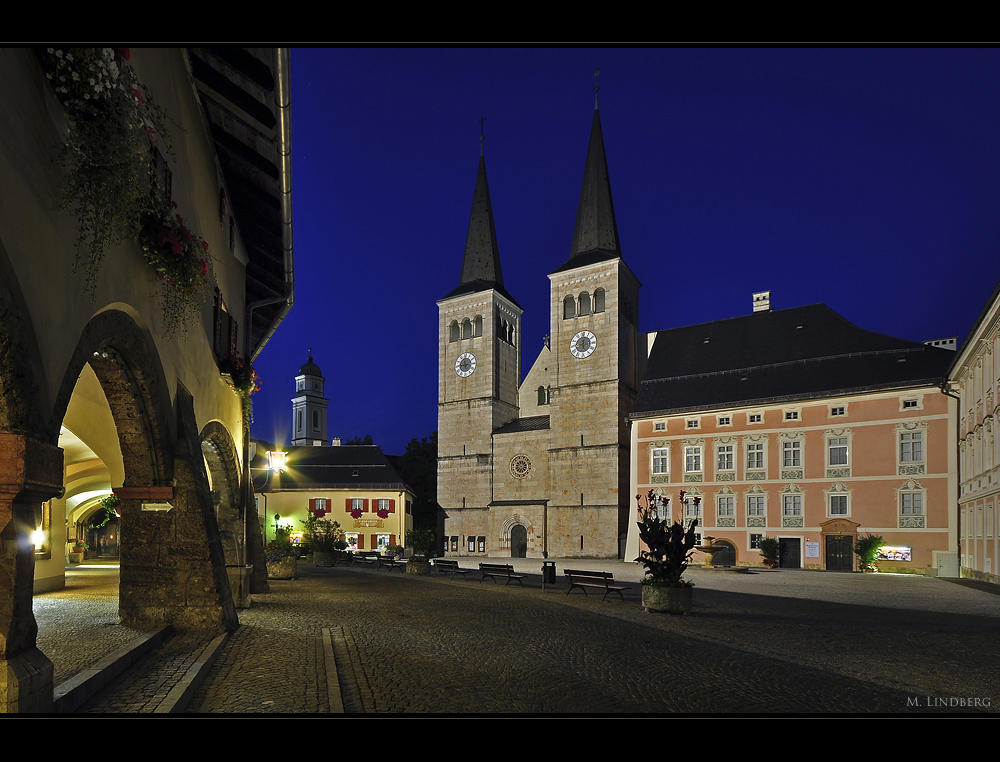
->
[35,559,1000,715]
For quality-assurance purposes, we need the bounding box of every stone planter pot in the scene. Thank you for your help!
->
[68,552,83,564]
[406,557,431,575]
[641,583,693,615]
[267,556,297,580]
[313,551,334,567]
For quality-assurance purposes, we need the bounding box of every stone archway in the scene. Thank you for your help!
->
[201,420,266,603]
[50,310,238,633]
[0,246,63,712]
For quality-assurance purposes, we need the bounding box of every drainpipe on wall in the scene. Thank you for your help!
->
[940,380,962,571]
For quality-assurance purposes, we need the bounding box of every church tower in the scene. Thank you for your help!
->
[291,350,329,446]
[437,149,522,540]
[544,103,641,554]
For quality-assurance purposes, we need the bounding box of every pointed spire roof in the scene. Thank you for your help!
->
[442,153,519,306]
[552,107,622,274]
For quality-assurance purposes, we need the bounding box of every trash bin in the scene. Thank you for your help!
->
[541,561,556,585]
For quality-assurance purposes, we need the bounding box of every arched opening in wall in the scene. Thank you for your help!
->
[510,524,528,558]
[450,321,460,342]
[578,292,591,316]
[54,362,127,594]
[474,315,483,337]
[462,318,472,339]
[594,288,605,313]
[563,295,576,319]
[200,422,243,568]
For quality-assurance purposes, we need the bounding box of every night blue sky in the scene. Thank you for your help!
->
[248,47,1000,455]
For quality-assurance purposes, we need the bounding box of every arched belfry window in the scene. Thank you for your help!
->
[579,292,591,316]
[594,288,605,313]
[474,315,483,337]
[462,319,472,339]
[563,295,576,319]
[450,321,460,342]
[312,410,320,431]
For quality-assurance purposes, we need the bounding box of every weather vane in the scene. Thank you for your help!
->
[594,68,600,108]
[479,115,486,155]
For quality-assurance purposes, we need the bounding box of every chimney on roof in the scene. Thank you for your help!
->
[752,291,771,313]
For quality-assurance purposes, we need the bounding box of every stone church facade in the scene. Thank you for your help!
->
[438,108,639,559]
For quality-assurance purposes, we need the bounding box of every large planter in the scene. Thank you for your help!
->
[313,551,335,567]
[406,557,431,575]
[267,556,297,580]
[642,583,693,615]
[68,552,83,564]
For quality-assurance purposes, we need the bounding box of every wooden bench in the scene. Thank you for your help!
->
[479,562,525,586]
[564,569,629,601]
[351,553,379,567]
[433,559,470,579]
[377,556,404,572]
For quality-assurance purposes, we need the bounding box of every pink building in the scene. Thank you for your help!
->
[950,280,1000,584]
[627,297,957,575]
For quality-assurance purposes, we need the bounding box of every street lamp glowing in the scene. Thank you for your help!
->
[267,450,286,472]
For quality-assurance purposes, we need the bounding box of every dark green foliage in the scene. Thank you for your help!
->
[854,533,884,572]
[635,489,698,588]
[396,432,440,532]
[759,536,779,567]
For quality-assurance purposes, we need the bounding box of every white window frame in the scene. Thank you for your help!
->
[783,493,803,516]
[829,404,847,417]
[748,412,763,424]
[718,415,732,427]
[746,441,765,472]
[782,439,802,468]
[652,448,669,476]
[828,436,849,467]
[717,443,735,472]
[685,446,702,473]
[900,491,924,515]
[717,495,735,517]
[900,431,924,463]
[829,493,849,516]
[686,418,700,430]
[747,494,766,517]
[784,409,801,421]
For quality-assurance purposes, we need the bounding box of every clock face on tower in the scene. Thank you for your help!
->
[570,330,597,359]
[455,352,477,377]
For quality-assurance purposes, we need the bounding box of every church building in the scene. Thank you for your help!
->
[437,106,639,559]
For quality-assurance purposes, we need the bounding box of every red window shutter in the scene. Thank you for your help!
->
[358,534,364,549]
[390,534,396,546]
[345,499,351,513]
[388,499,395,513]
[363,499,369,512]
[370,534,376,550]
[309,498,316,514]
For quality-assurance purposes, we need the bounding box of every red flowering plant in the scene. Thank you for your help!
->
[138,203,215,337]
[219,350,260,421]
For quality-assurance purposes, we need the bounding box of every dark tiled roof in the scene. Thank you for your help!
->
[633,304,954,417]
[250,444,409,492]
[493,415,551,435]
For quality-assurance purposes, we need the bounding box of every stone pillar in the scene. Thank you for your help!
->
[0,433,63,714]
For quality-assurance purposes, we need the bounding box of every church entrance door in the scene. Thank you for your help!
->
[510,525,527,558]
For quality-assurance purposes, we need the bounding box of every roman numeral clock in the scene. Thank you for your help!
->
[455,352,477,377]
[570,330,597,359]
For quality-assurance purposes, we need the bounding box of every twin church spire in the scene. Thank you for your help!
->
[448,103,622,300]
